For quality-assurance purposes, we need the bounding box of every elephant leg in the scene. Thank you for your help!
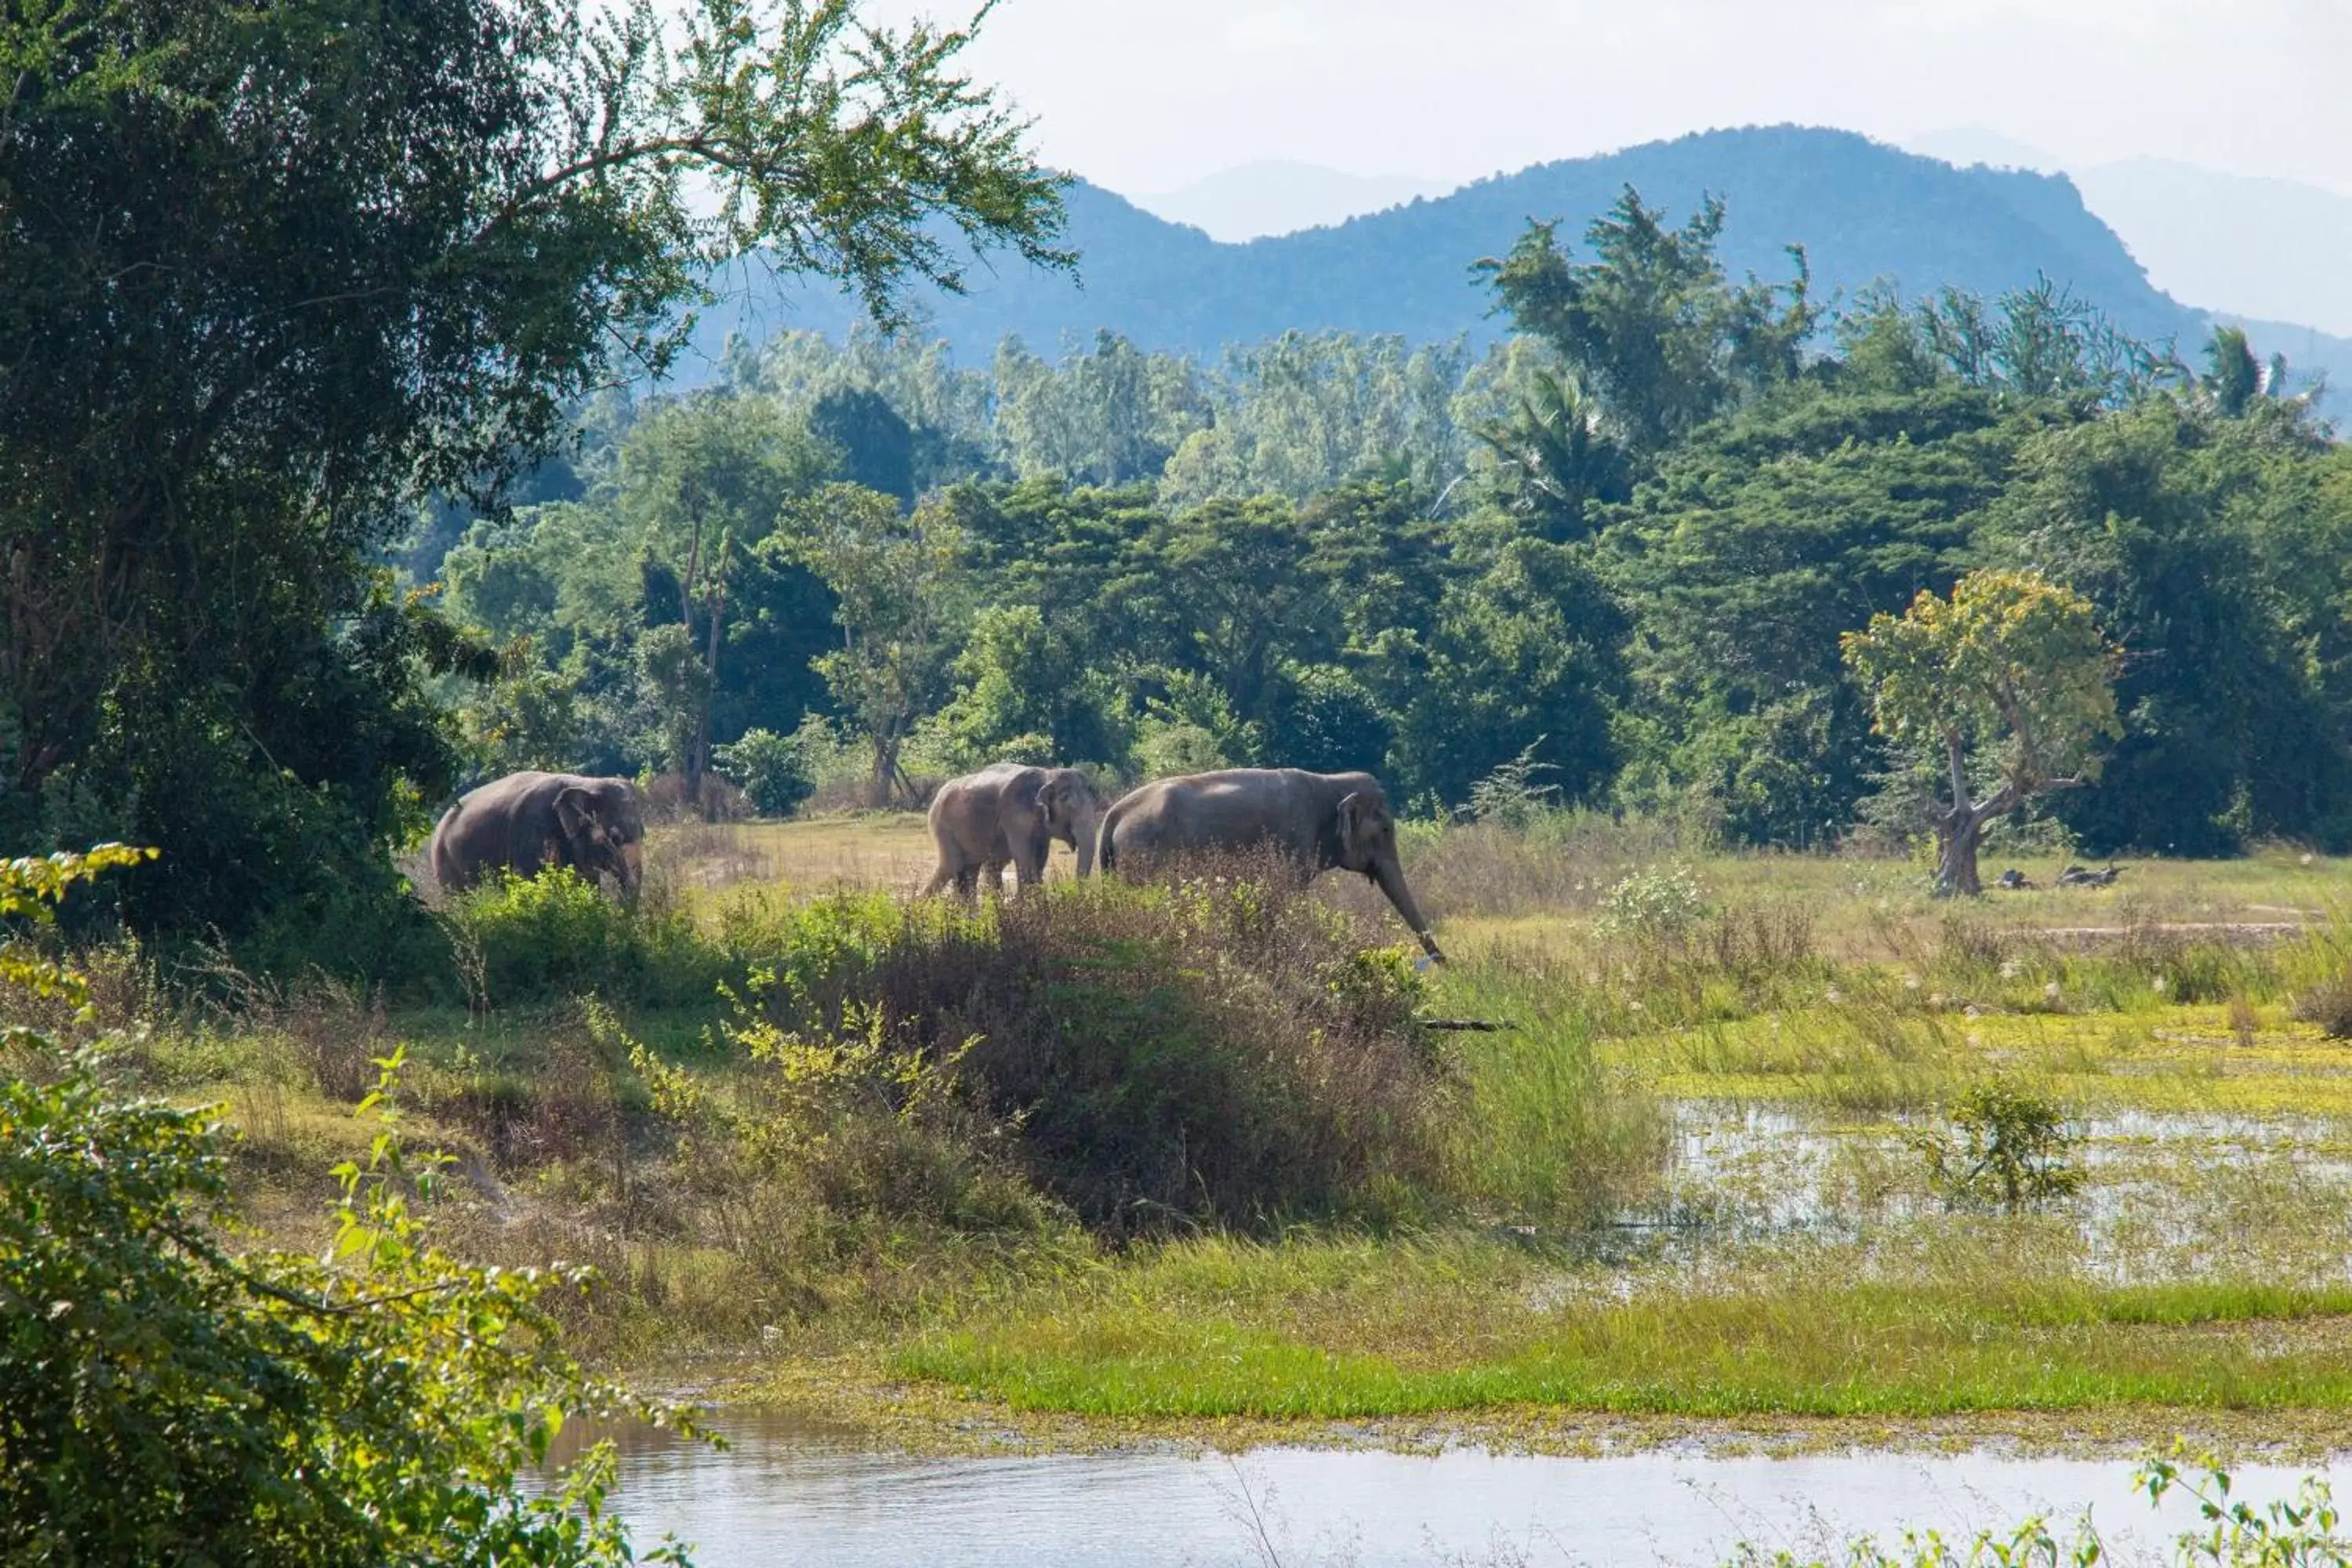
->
[979,858,1011,899]
[919,861,957,898]
[952,865,981,902]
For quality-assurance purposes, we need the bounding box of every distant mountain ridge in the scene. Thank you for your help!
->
[1128,160,1454,242]
[682,125,2349,401]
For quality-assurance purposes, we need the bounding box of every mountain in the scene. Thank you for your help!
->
[1903,131,2352,347]
[1127,161,1455,243]
[2068,161,2352,339]
[680,125,2350,399]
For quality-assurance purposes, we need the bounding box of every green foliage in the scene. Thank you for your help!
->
[787,484,971,804]
[0,851,693,1565]
[442,869,730,1012]
[1911,1082,2085,1213]
[713,728,816,817]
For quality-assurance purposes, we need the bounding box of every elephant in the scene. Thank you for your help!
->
[920,762,1101,898]
[1098,768,1443,960]
[427,771,648,897]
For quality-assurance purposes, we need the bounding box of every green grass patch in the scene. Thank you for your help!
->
[893,1257,2352,1420]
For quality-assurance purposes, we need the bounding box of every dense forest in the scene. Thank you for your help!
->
[425,190,2352,873]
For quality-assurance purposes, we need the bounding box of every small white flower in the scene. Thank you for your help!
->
[2301,853,2315,866]
[1902,972,1922,990]
[2044,981,2062,1000]
[1999,960,2021,981]
[2152,975,2169,994]
[1825,985,1845,1004]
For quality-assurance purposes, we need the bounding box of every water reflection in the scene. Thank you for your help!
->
[583,1411,2322,1567]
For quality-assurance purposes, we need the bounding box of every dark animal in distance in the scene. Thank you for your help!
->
[428,771,647,898]
[2057,862,2124,888]
[1995,869,2037,891]
[921,763,1100,898]
[1098,768,1443,961]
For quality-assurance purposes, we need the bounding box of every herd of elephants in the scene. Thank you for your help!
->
[426,764,1448,961]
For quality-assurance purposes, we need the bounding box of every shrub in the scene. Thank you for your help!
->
[440,868,731,1011]
[1910,1081,2083,1213]
[2295,975,2352,1040]
[728,869,1446,1233]
[712,728,815,818]
[1595,861,1710,944]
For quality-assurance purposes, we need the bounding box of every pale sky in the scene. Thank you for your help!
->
[923,0,2352,197]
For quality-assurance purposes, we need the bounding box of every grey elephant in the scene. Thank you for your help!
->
[427,771,647,897]
[921,762,1102,898]
[1098,768,1443,960]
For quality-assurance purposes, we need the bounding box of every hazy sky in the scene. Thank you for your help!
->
[922,0,2352,196]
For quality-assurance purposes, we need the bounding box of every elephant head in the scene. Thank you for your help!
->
[554,780,646,897]
[1040,769,1101,877]
[1334,788,1440,961]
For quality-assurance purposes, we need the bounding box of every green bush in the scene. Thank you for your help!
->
[441,869,731,1011]
[1911,1081,2083,1213]
[713,727,815,818]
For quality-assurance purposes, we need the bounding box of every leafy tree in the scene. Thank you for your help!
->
[0,0,1065,948]
[1842,569,2120,896]
[1985,401,2349,853]
[786,485,969,804]
[616,394,833,801]
[1470,365,1628,542]
[1380,538,1625,811]
[1477,187,1817,456]
[808,386,918,505]
[924,604,1127,770]
[1602,380,2014,843]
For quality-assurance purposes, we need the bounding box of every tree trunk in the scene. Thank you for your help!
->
[1934,732,1983,899]
[1935,806,1986,898]
[687,575,726,814]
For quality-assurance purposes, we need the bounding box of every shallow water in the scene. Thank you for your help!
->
[595,1412,2326,1567]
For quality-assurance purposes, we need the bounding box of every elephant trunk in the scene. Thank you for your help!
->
[618,840,644,901]
[1072,800,1101,877]
[1371,852,1443,963]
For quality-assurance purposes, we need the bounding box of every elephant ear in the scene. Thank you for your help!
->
[1040,774,1079,830]
[1336,791,1374,863]
[554,786,601,842]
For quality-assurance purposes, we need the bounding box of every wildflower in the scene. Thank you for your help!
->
[1825,985,1846,1004]
[2044,981,2062,1001]
[1999,960,2021,981]
[1902,972,1922,990]
[2152,975,2169,994]
[2301,853,2316,867]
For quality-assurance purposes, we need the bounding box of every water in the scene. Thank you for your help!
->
[592,1412,2327,1567]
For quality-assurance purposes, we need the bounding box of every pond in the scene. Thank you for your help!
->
[590,1411,2328,1567]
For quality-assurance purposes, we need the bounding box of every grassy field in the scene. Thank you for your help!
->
[135,813,2352,1454]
